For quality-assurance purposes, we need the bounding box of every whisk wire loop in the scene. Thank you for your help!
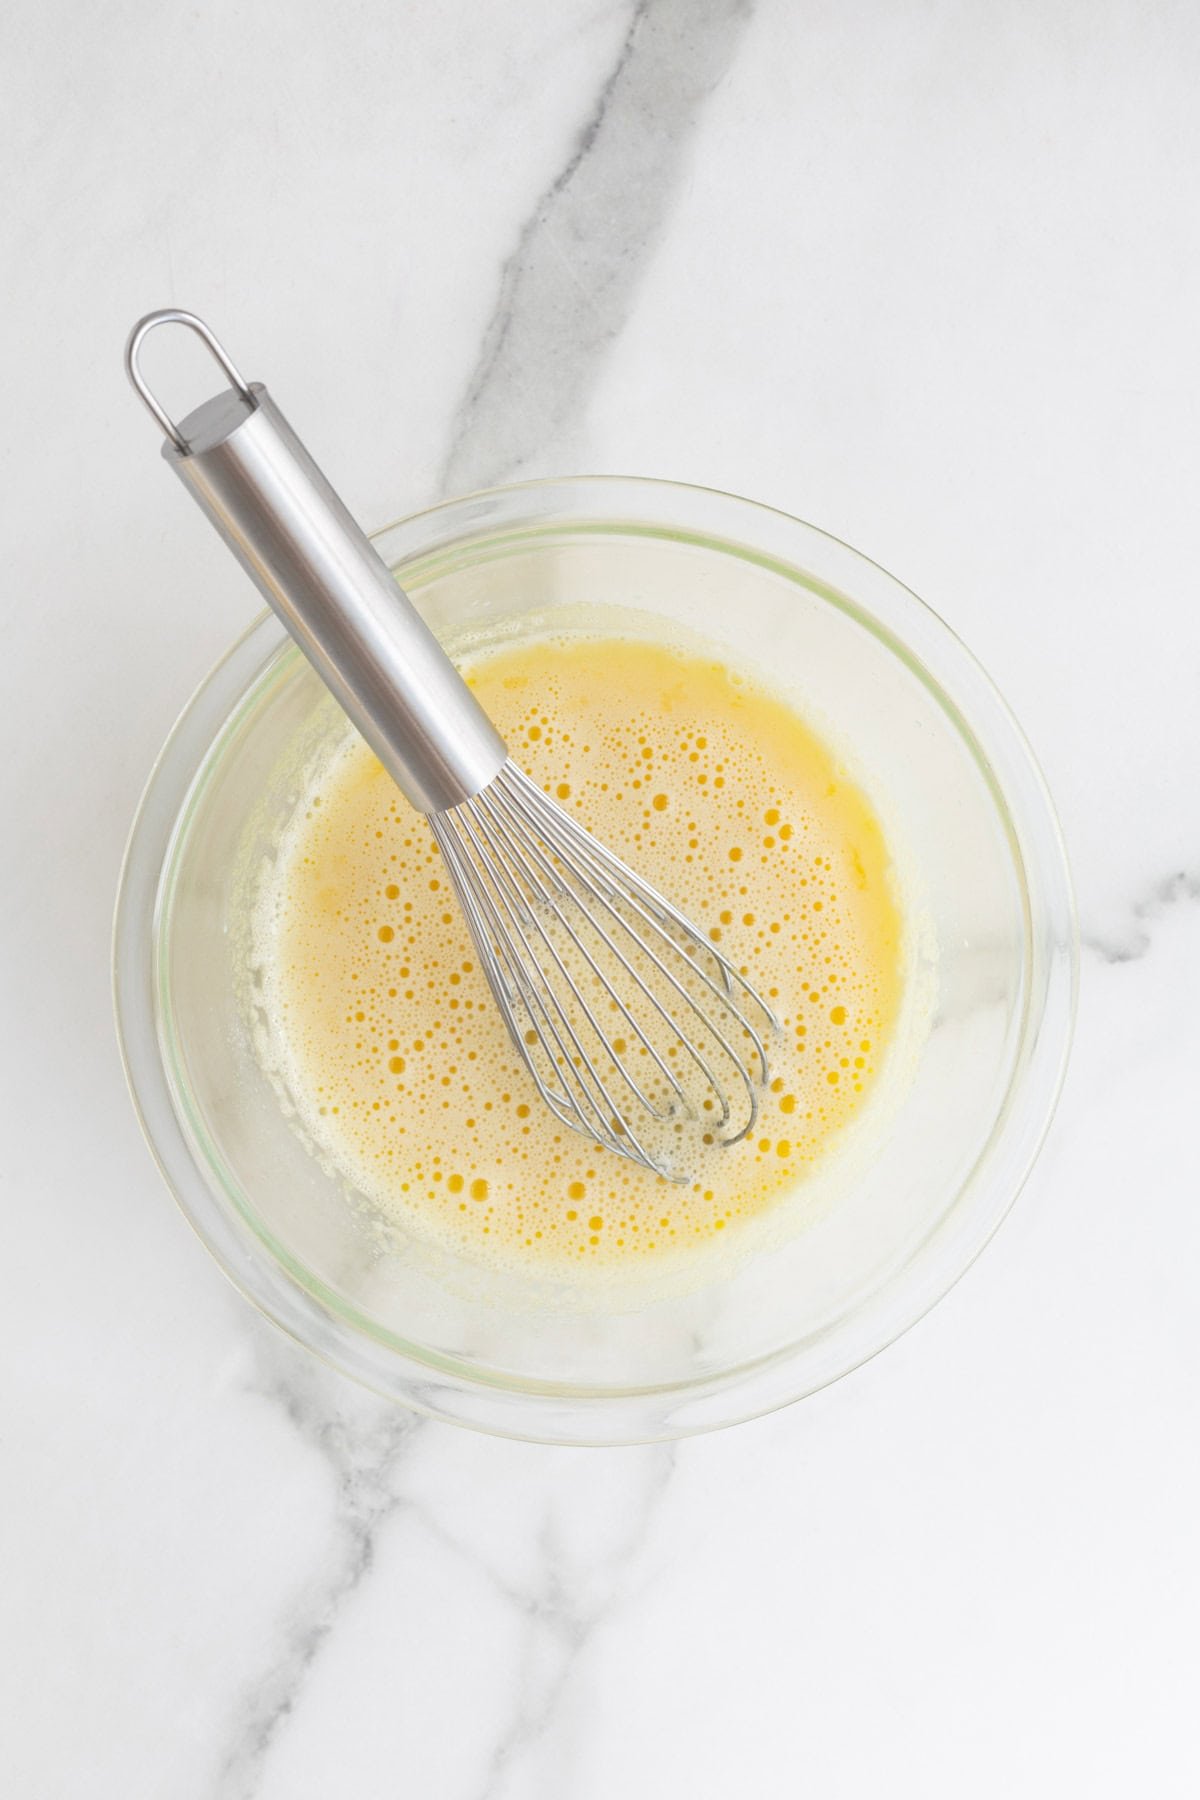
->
[431,801,665,1172]
[484,781,731,1127]
[477,786,693,1115]
[430,761,779,1181]
[499,766,773,1136]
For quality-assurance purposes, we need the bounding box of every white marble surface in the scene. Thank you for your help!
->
[3,1,1199,1793]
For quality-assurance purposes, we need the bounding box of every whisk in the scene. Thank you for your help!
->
[125,311,777,1180]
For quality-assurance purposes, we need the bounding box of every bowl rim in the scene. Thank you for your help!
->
[113,473,1077,1444]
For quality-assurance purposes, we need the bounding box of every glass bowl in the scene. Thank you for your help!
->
[114,476,1075,1443]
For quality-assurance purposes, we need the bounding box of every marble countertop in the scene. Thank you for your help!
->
[3,2,1198,1794]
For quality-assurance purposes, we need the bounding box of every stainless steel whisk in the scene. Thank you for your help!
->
[126,311,777,1180]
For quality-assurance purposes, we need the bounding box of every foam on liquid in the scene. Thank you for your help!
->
[256,634,906,1278]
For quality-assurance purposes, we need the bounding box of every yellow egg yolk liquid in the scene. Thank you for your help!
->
[257,633,905,1277]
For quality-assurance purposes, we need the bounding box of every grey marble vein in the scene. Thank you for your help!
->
[209,1332,426,1800]
[440,0,754,495]
[208,1315,680,1800]
[1083,868,1200,966]
[471,1444,678,1800]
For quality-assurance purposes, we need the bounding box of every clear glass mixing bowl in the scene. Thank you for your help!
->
[114,477,1075,1443]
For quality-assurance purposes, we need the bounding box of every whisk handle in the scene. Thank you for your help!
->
[124,310,507,814]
